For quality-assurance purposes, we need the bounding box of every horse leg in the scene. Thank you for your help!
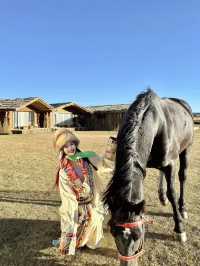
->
[158,170,168,206]
[178,149,190,219]
[164,162,186,242]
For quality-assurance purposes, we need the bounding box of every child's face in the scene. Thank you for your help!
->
[63,142,77,156]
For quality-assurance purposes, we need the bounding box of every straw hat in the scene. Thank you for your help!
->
[54,128,80,151]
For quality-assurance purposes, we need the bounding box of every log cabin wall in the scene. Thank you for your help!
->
[83,110,127,130]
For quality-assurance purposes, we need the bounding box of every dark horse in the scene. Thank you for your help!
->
[104,89,193,266]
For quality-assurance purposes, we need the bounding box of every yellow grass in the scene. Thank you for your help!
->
[0,130,200,266]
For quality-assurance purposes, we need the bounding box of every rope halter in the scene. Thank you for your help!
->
[115,216,153,262]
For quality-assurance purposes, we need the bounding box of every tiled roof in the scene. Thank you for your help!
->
[51,102,91,114]
[87,104,130,112]
[0,97,53,111]
[50,102,72,108]
[0,97,38,110]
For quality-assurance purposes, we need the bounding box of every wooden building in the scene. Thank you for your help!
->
[86,105,200,131]
[51,102,91,129]
[193,113,200,125]
[0,97,53,134]
[1,97,199,133]
[86,104,129,130]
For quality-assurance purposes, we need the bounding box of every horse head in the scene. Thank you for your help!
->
[109,200,145,266]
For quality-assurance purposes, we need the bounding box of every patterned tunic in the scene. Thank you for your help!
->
[58,155,104,255]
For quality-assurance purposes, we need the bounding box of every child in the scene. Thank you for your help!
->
[53,129,105,255]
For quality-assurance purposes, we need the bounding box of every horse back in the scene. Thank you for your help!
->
[147,96,193,168]
[160,98,193,153]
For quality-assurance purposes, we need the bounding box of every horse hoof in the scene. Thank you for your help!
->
[181,211,188,220]
[174,232,187,243]
[161,198,168,206]
[158,192,168,206]
[159,196,168,206]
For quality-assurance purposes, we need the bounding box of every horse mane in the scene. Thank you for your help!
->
[104,89,157,212]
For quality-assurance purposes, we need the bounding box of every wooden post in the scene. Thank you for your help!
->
[7,111,13,133]
[46,112,50,128]
[34,112,38,127]
[49,111,53,128]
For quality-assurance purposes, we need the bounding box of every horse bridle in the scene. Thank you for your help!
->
[115,217,153,262]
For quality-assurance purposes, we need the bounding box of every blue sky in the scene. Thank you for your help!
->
[0,1,200,111]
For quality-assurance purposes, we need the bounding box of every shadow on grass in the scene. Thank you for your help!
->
[0,190,61,206]
[147,211,172,218]
[80,246,117,258]
[0,197,60,206]
[0,218,62,266]
[146,231,174,241]
[0,218,118,266]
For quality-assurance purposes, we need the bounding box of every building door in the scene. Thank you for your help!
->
[38,112,44,128]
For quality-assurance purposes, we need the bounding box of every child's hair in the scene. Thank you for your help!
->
[54,128,80,151]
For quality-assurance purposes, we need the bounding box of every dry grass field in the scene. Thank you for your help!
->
[0,130,200,266]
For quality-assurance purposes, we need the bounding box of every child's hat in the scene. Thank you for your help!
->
[54,128,80,151]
